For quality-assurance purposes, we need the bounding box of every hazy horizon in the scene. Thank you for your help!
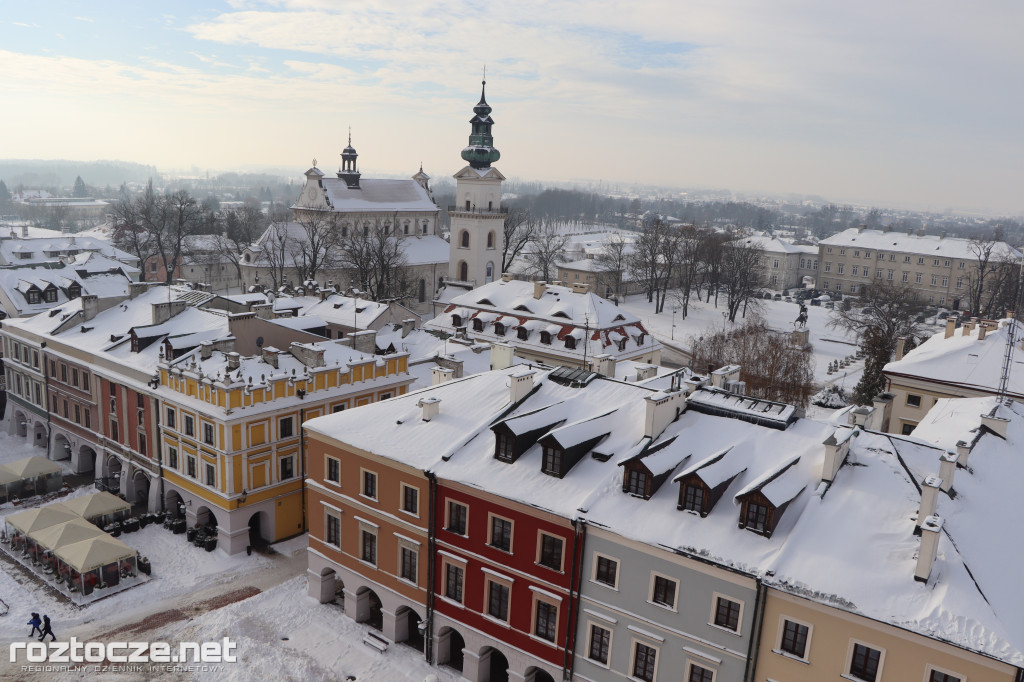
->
[2,1,1022,215]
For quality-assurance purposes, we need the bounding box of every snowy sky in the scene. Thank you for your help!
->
[1,1,1022,214]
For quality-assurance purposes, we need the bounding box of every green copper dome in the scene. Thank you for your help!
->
[461,80,501,169]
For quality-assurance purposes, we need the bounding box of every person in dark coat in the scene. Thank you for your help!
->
[27,613,42,638]
[38,615,55,642]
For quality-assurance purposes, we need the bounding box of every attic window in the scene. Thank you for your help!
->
[452,314,462,327]
[541,445,563,477]
[636,333,646,346]
[495,433,515,462]
[613,314,625,322]
[27,291,40,304]
[616,338,627,352]
[478,298,494,306]
[742,501,769,534]
[514,305,531,312]
[540,331,552,345]
[44,289,57,303]
[680,483,707,515]
[625,469,649,498]
[494,322,505,336]
[472,318,484,332]
[552,311,570,319]
[517,327,529,340]
[565,336,576,350]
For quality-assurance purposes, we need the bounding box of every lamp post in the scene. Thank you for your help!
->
[671,308,679,341]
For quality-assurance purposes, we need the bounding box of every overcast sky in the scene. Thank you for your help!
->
[1,1,1021,214]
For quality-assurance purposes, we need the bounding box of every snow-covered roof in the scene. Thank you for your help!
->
[250,223,447,269]
[820,227,1022,261]
[0,234,138,267]
[314,177,438,213]
[737,235,816,256]
[884,318,1024,398]
[0,260,134,317]
[426,278,661,362]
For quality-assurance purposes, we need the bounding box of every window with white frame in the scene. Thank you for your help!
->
[687,663,715,682]
[631,641,658,682]
[361,529,377,565]
[487,579,510,622]
[444,561,464,602]
[204,462,215,486]
[711,595,742,633]
[280,455,294,480]
[593,554,619,588]
[399,546,417,583]
[534,599,558,642]
[489,514,513,552]
[166,446,178,470]
[325,511,341,547]
[401,484,419,515]
[650,573,678,609]
[776,617,811,660]
[587,622,611,665]
[362,469,377,499]
[446,500,468,535]
[538,533,563,571]
[326,456,340,484]
[846,641,884,682]
[926,667,963,682]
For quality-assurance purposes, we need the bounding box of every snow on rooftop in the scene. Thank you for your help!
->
[820,227,1022,260]
[885,319,1024,398]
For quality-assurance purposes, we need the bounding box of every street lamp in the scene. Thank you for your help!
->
[671,308,679,341]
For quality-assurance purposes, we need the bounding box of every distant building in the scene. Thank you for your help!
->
[426,276,662,368]
[737,235,818,291]
[816,226,1021,305]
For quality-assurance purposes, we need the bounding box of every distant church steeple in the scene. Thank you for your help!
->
[461,79,501,169]
[338,128,361,189]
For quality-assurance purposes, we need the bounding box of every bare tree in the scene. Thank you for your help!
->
[208,199,267,284]
[524,220,570,282]
[291,207,342,283]
[669,224,703,317]
[501,207,537,273]
[336,215,411,301]
[688,317,815,406]
[828,280,924,404]
[628,219,680,312]
[721,238,766,322]
[253,222,292,291]
[965,232,1022,318]
[593,234,629,299]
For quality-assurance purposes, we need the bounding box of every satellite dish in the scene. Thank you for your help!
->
[256,336,264,348]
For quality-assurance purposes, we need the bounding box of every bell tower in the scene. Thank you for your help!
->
[337,129,361,189]
[448,79,506,286]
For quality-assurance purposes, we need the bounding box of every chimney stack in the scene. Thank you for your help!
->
[417,397,441,421]
[636,365,658,382]
[200,341,213,360]
[914,515,943,582]
[895,336,907,361]
[502,272,513,282]
[592,353,616,378]
[490,342,515,371]
[401,318,416,338]
[916,476,942,532]
[980,412,1009,438]
[533,281,547,299]
[710,364,741,389]
[509,370,536,403]
[870,393,894,432]
[289,342,326,368]
[431,367,455,385]
[944,318,956,339]
[80,294,100,322]
[227,352,241,371]
[938,451,957,494]
[978,324,988,341]
[21,225,28,238]
[262,346,280,369]
[351,329,377,355]
[821,430,852,484]
[643,391,685,439]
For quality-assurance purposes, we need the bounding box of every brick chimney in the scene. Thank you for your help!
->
[351,330,377,355]
[151,300,187,325]
[643,391,685,439]
[895,336,907,361]
[914,515,943,582]
[226,352,241,371]
[289,342,326,368]
[944,318,956,339]
[251,303,273,319]
[501,273,513,282]
[200,341,213,360]
[821,430,852,484]
[510,370,536,403]
[980,412,1009,438]
[916,476,941,533]
[262,346,280,369]
[572,282,590,294]
[978,324,988,341]
[417,396,441,421]
[533,281,547,299]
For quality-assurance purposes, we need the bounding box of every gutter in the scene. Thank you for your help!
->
[564,518,586,681]
[743,577,767,682]
[424,472,437,664]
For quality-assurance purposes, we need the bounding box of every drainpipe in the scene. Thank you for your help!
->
[563,518,586,681]
[299,410,308,535]
[425,472,437,664]
[1016,666,1024,682]
[743,577,767,682]
[156,395,165,513]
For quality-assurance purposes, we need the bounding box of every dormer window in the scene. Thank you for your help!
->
[636,333,646,346]
[68,285,81,299]
[743,501,769,533]
[541,445,562,476]
[617,339,627,352]
[452,314,462,327]
[495,433,515,462]
[27,290,40,304]
[565,336,576,350]
[472,318,484,332]
[625,470,649,497]
[552,311,570,319]
[44,289,57,303]
[517,327,529,340]
[494,322,505,336]
[680,482,708,515]
[540,331,552,345]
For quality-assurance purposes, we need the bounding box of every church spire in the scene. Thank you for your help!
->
[461,77,501,169]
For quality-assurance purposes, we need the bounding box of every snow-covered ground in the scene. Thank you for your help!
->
[617,293,865,391]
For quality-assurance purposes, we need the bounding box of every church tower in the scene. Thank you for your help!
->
[448,79,506,286]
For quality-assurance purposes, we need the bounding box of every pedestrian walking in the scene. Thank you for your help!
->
[38,615,55,642]
[27,613,42,638]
